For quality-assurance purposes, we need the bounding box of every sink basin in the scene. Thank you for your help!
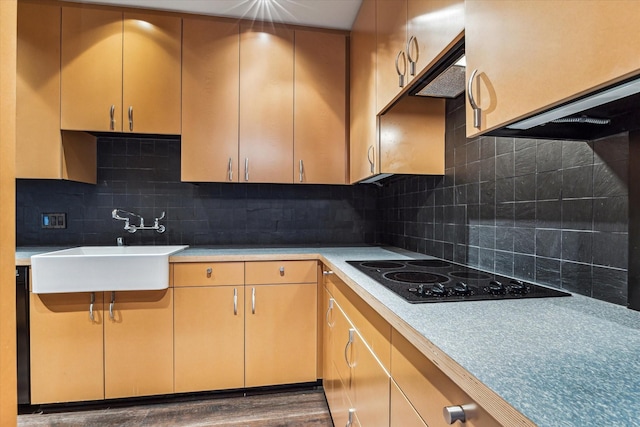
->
[31,245,188,294]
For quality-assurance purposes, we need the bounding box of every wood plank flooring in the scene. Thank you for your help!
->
[18,389,333,427]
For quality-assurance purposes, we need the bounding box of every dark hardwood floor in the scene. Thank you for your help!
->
[18,389,334,427]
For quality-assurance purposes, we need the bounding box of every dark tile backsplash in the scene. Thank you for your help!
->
[16,95,630,306]
[379,95,629,306]
[17,137,380,247]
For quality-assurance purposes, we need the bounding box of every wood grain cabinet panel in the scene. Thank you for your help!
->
[390,379,428,427]
[61,6,122,132]
[181,16,239,182]
[104,289,173,399]
[350,0,379,183]
[465,0,640,137]
[391,330,500,427]
[293,29,347,184]
[245,283,317,387]
[245,260,317,285]
[30,292,104,404]
[239,22,294,183]
[174,286,245,392]
[61,6,180,134]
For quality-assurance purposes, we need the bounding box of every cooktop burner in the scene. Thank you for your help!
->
[347,259,571,303]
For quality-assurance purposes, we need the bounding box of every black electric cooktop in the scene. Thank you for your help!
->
[347,259,571,303]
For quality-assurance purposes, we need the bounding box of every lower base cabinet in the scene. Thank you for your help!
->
[390,379,427,427]
[30,292,104,404]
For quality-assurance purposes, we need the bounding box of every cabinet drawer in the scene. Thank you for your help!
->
[172,262,244,287]
[245,260,316,284]
[391,330,500,427]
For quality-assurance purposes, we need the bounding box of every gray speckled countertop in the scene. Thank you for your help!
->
[18,245,640,426]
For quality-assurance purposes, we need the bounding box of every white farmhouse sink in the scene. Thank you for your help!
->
[31,245,188,294]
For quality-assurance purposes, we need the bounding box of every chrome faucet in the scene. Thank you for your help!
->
[112,209,166,233]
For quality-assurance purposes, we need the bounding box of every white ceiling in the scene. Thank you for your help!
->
[68,0,363,30]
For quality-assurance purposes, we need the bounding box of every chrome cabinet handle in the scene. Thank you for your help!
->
[251,287,256,314]
[406,35,419,76]
[299,159,304,182]
[367,145,375,173]
[346,408,356,427]
[279,266,285,276]
[206,267,212,278]
[467,68,481,129]
[89,292,95,321]
[233,288,238,315]
[395,50,406,87]
[128,106,134,131]
[109,105,116,130]
[344,328,356,368]
[109,291,116,320]
[326,298,335,327]
[443,404,476,424]
[228,158,233,181]
[244,158,249,182]
[323,270,334,276]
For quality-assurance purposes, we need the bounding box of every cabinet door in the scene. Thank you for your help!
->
[350,0,378,183]
[104,289,173,399]
[182,17,239,182]
[123,12,181,134]
[245,283,317,387]
[30,292,104,404]
[16,1,61,179]
[406,0,464,86]
[293,29,347,184]
[61,6,122,132]
[239,23,294,183]
[376,0,408,112]
[465,0,640,137]
[174,286,244,392]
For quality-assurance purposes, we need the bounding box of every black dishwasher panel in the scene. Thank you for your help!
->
[16,266,30,405]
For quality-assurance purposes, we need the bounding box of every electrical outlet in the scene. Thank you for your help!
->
[41,213,66,229]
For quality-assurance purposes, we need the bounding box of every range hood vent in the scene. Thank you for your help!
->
[409,39,465,100]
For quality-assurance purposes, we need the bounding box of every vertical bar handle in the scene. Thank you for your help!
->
[346,408,356,427]
[228,158,233,181]
[326,298,335,327]
[406,35,419,76]
[467,68,481,129]
[233,288,238,315]
[251,287,256,314]
[245,158,249,182]
[109,291,116,320]
[299,159,304,182]
[109,105,116,130]
[89,292,95,321]
[395,50,406,87]
[367,145,375,173]
[344,328,356,367]
[128,106,133,131]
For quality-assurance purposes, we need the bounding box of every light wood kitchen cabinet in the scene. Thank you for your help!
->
[245,261,317,387]
[239,22,294,183]
[104,289,174,399]
[293,29,347,184]
[61,6,181,134]
[391,329,500,427]
[390,379,428,427]
[17,1,97,183]
[465,0,640,137]
[376,0,409,112]
[173,262,245,393]
[30,292,104,404]
[181,16,239,182]
[350,0,379,183]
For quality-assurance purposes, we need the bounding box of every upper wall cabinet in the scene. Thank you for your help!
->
[294,29,347,184]
[16,1,96,183]
[181,17,240,182]
[376,0,464,113]
[239,22,294,184]
[61,6,181,135]
[465,0,640,137]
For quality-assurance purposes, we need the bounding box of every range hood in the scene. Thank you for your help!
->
[410,37,640,141]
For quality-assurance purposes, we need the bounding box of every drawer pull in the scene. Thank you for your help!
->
[344,328,356,368]
[323,270,334,276]
[443,403,477,424]
[206,267,212,278]
[233,288,238,315]
[326,298,335,327]
[251,287,256,314]
[89,292,95,321]
[109,291,116,320]
[346,408,356,427]
[279,266,285,276]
